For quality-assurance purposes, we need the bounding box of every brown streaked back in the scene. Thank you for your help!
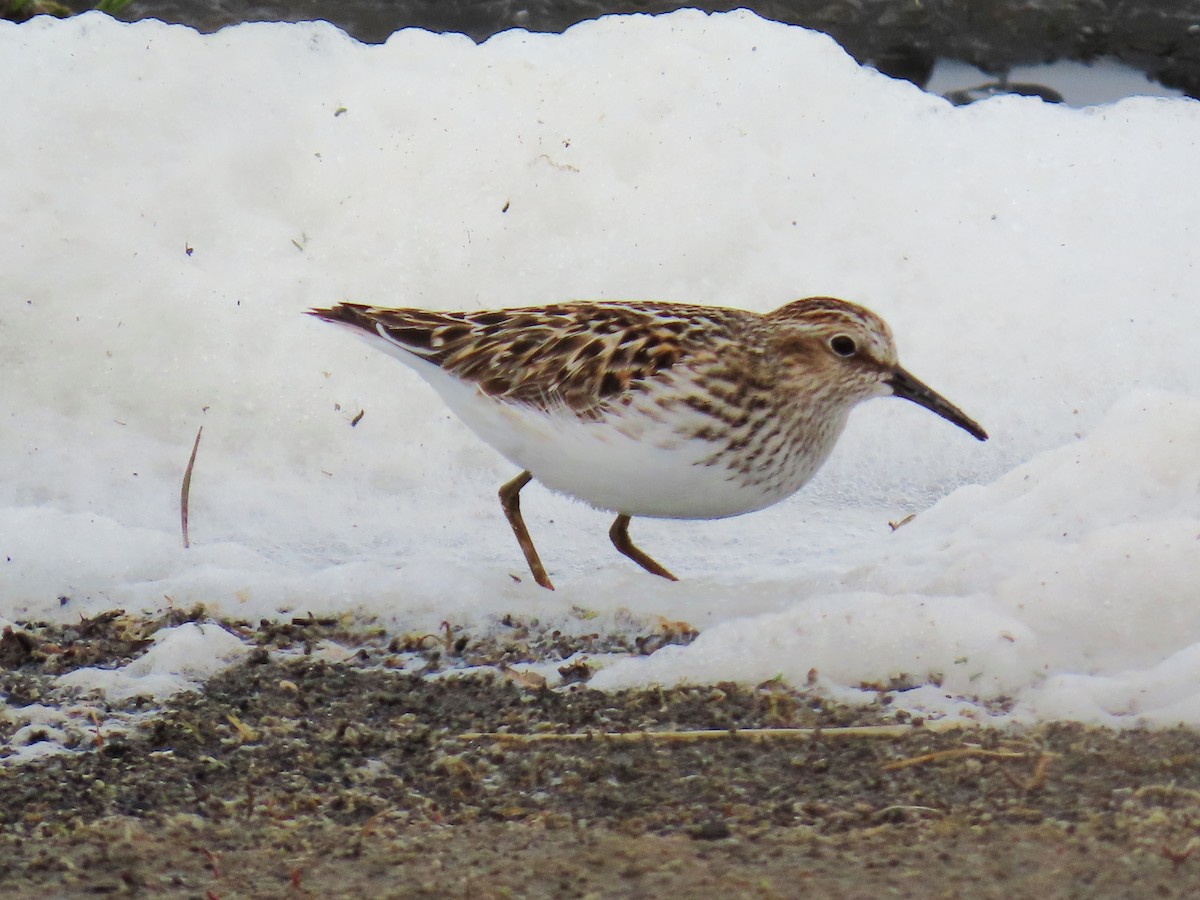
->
[306,301,758,419]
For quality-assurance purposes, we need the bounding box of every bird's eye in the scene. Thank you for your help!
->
[829,335,857,357]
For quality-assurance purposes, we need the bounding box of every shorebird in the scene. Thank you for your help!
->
[308,298,987,589]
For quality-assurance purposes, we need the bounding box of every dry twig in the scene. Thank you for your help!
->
[882,746,1030,771]
[181,425,203,548]
[458,722,968,745]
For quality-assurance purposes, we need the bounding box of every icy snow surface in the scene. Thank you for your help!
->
[2,10,1199,727]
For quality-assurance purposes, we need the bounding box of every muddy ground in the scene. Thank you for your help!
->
[1,611,1199,898]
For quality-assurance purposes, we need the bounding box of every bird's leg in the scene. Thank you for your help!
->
[498,470,554,590]
[609,514,679,582]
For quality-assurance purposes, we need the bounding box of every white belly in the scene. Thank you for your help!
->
[477,398,780,519]
[349,329,839,519]
[414,358,833,519]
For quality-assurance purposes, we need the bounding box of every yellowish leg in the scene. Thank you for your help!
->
[498,471,554,590]
[609,514,679,582]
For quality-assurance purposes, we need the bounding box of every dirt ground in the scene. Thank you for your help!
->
[2,610,1199,898]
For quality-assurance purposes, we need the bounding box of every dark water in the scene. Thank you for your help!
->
[42,1,1200,97]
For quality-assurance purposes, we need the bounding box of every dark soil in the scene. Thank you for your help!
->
[2,611,1200,897]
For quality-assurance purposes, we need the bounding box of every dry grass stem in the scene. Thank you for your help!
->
[882,746,1032,771]
[457,722,971,744]
[181,425,203,549]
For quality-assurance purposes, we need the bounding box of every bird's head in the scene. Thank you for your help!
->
[764,297,988,441]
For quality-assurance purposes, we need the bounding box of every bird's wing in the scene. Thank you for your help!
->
[308,301,742,419]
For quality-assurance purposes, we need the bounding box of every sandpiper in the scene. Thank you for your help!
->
[308,298,987,589]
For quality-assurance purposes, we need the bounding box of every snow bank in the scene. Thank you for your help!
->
[2,10,1198,726]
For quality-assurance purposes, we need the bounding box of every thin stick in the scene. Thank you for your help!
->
[456,722,965,744]
[181,425,203,549]
[881,746,1030,771]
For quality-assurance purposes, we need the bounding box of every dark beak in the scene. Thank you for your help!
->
[886,368,988,441]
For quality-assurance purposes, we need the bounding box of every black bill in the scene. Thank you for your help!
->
[887,368,988,441]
